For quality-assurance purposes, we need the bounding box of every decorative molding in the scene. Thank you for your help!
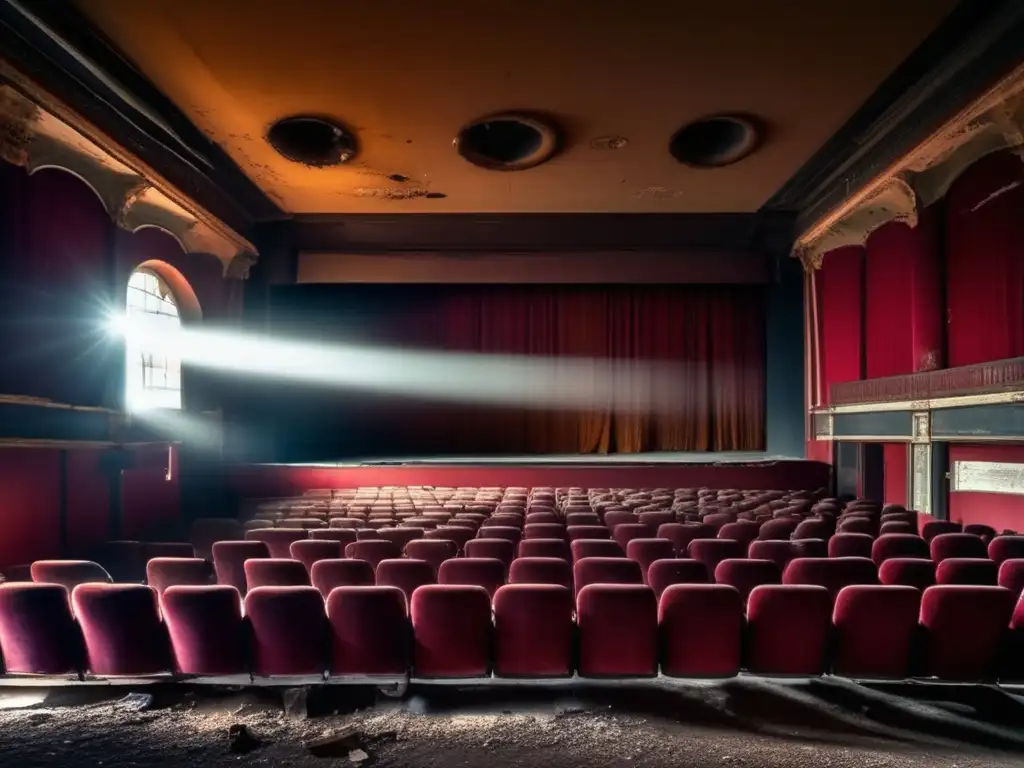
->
[830,357,1024,407]
[912,411,931,444]
[794,62,1024,268]
[951,460,1024,495]
[794,175,917,270]
[0,84,258,277]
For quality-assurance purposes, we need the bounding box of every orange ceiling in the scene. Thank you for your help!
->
[75,0,956,214]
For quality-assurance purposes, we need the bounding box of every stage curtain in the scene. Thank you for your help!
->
[817,245,865,402]
[394,285,765,454]
[945,150,1024,367]
[864,210,943,378]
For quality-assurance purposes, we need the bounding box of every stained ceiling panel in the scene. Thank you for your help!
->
[74,0,956,213]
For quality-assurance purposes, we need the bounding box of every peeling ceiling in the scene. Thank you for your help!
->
[74,0,956,214]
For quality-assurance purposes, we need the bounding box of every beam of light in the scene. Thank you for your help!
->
[114,315,724,415]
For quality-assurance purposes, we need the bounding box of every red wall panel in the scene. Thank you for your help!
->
[66,448,111,553]
[945,151,1024,367]
[864,211,943,377]
[882,443,908,507]
[818,246,865,402]
[0,448,61,570]
[121,444,180,540]
[948,444,1024,532]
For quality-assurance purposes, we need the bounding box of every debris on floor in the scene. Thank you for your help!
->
[115,693,154,713]
[227,723,264,754]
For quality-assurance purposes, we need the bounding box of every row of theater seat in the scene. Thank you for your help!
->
[1,581,1021,684]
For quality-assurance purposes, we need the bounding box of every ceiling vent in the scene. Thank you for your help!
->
[455,113,559,171]
[669,115,761,168]
[267,116,357,167]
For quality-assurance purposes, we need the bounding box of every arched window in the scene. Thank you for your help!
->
[125,268,182,409]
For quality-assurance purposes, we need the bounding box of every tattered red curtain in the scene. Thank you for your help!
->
[333,284,765,454]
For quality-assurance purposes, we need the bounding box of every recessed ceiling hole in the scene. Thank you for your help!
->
[267,116,357,167]
[388,174,410,182]
[455,113,559,171]
[669,115,760,168]
[425,192,447,199]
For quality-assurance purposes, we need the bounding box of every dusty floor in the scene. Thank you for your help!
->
[0,679,1022,768]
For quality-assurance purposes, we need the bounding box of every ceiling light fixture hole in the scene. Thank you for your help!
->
[267,116,357,167]
[669,115,760,168]
[455,113,559,171]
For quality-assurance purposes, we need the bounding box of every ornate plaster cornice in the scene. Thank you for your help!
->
[0,83,258,277]
[794,63,1024,270]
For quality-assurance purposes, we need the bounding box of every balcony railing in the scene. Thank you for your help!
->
[830,357,1024,406]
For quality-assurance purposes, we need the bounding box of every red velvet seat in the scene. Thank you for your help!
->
[524,512,560,525]
[310,558,376,597]
[404,539,459,573]
[476,526,523,545]
[161,585,247,676]
[565,513,602,527]
[989,535,1024,564]
[935,557,998,586]
[638,511,674,529]
[566,525,611,542]
[509,557,573,589]
[524,523,566,541]
[837,516,876,537]
[717,521,760,550]
[997,558,1024,596]
[714,558,781,601]
[212,540,269,595]
[423,526,475,552]
[757,518,800,541]
[920,520,962,542]
[687,539,747,576]
[647,558,709,599]
[518,538,570,561]
[625,538,675,584]
[245,528,308,559]
[376,527,425,550]
[871,534,930,565]
[463,538,516,572]
[878,557,936,590]
[438,557,506,598]
[31,560,112,591]
[879,520,915,535]
[919,585,1015,681]
[577,584,657,677]
[1005,599,1024,681]
[482,514,523,529]
[244,558,310,589]
[655,523,702,556]
[245,586,328,677]
[604,511,640,529]
[962,523,997,542]
[745,584,831,676]
[72,584,171,676]
[329,518,363,530]
[832,585,920,679]
[411,585,492,678]
[375,558,435,605]
[0,583,83,675]
[782,557,878,599]
[289,539,344,576]
[326,586,409,677]
[493,584,574,677]
[344,540,403,572]
[792,518,834,540]
[827,533,874,560]
[573,556,643,597]
[747,540,800,571]
[659,584,742,678]
[146,557,213,595]
[929,533,987,562]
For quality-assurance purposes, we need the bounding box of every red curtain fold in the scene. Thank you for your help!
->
[945,150,1024,367]
[818,246,865,402]
[865,210,943,378]
[330,285,766,454]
